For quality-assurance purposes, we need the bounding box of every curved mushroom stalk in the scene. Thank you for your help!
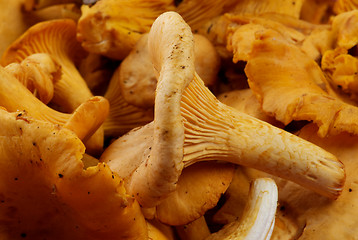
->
[4,53,61,104]
[150,12,344,200]
[0,65,108,145]
[101,12,344,209]
[205,178,278,240]
[0,108,148,239]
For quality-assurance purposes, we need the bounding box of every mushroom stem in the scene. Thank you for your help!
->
[205,178,278,240]
[181,73,345,199]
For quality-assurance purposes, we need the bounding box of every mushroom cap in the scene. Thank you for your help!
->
[155,161,235,226]
[1,18,92,113]
[76,0,175,60]
[0,65,108,144]
[4,53,61,104]
[243,27,358,137]
[0,108,148,239]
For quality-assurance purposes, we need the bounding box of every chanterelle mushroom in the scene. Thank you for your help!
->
[0,108,148,239]
[101,12,345,209]
[1,18,91,113]
[0,65,108,144]
[4,53,61,105]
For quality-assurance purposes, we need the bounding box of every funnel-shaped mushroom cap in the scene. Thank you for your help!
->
[205,178,278,240]
[0,108,148,239]
[0,65,108,144]
[1,19,92,113]
[4,53,61,104]
[101,11,345,209]
[242,28,358,137]
[76,0,175,60]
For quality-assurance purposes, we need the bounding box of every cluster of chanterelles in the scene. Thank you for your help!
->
[2,0,358,239]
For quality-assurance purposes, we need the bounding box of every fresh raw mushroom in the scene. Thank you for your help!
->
[1,18,91,113]
[103,31,220,137]
[239,27,358,137]
[101,12,345,210]
[0,65,108,144]
[0,18,106,155]
[4,53,61,105]
[0,108,148,240]
[154,161,235,225]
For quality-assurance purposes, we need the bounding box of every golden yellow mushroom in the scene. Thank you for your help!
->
[0,108,148,240]
[241,27,358,137]
[101,12,345,211]
[155,161,235,225]
[0,65,108,144]
[4,53,61,104]
[1,19,91,113]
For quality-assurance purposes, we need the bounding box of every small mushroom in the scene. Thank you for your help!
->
[0,65,108,144]
[1,18,91,113]
[101,12,345,210]
[0,108,148,239]
[4,53,61,104]
[0,18,107,155]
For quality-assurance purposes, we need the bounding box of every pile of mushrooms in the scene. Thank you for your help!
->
[2,0,358,239]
